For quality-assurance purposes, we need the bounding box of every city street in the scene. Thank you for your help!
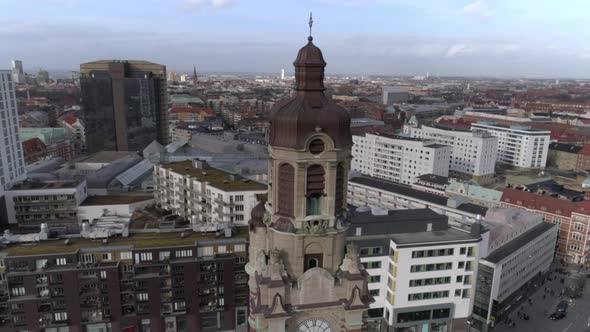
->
[493,265,590,332]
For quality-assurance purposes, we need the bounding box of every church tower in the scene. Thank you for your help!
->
[246,27,372,332]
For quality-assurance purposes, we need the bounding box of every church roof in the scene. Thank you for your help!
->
[269,36,351,150]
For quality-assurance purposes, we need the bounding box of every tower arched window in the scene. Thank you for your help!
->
[306,165,325,216]
[335,163,345,214]
[278,163,295,217]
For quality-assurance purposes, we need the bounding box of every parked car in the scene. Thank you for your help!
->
[549,312,566,320]
[557,300,569,312]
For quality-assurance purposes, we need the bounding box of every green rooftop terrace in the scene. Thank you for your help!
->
[162,160,267,192]
[4,226,248,257]
[81,195,153,206]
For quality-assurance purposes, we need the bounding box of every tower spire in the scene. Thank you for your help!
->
[308,12,313,40]
[192,65,197,85]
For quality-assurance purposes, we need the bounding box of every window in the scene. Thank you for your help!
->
[235,205,244,212]
[174,301,186,311]
[175,250,192,258]
[120,251,132,260]
[467,247,475,257]
[81,254,95,264]
[56,258,67,266]
[306,194,322,216]
[11,287,25,296]
[100,271,107,280]
[159,251,171,261]
[369,276,381,283]
[102,253,112,261]
[456,275,463,283]
[369,289,380,297]
[460,247,466,255]
[458,261,465,269]
[234,244,246,252]
[234,195,244,202]
[137,293,149,302]
[363,261,382,269]
[217,246,227,254]
[54,312,68,321]
[198,247,214,257]
[140,253,152,262]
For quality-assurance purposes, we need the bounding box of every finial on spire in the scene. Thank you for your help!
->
[308,12,314,41]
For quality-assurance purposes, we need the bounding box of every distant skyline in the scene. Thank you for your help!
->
[2,0,590,78]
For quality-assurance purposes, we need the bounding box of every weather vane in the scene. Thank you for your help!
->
[309,12,314,38]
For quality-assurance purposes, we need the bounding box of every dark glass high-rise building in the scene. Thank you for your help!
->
[80,60,168,153]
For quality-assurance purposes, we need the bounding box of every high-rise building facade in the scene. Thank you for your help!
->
[10,61,24,84]
[80,60,168,153]
[247,35,372,332]
[351,133,451,185]
[0,227,249,332]
[0,70,26,195]
[404,124,498,183]
[470,122,550,169]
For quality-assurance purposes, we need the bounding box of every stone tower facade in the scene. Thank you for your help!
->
[246,35,372,332]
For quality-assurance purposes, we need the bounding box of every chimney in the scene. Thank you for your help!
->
[192,158,208,169]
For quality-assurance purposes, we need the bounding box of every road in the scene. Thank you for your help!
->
[493,265,590,332]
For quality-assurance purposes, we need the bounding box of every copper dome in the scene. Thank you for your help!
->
[269,37,352,150]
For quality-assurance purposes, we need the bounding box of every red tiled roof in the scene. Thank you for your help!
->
[22,137,46,154]
[579,145,590,156]
[501,188,590,217]
[169,106,214,115]
[62,114,78,125]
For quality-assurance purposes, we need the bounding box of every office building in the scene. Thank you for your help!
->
[347,207,483,331]
[470,122,550,168]
[382,86,411,105]
[352,133,451,185]
[405,124,498,183]
[500,188,590,263]
[471,209,558,331]
[0,70,26,194]
[10,60,24,84]
[5,178,88,233]
[247,34,372,332]
[0,226,249,332]
[348,176,488,231]
[80,60,168,153]
[154,159,266,226]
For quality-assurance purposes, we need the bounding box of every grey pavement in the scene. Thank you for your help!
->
[493,264,590,332]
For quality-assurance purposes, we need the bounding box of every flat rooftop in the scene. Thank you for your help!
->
[350,176,488,216]
[10,180,81,191]
[3,227,248,257]
[389,227,478,246]
[80,195,153,206]
[78,151,140,164]
[162,160,267,192]
[484,222,556,264]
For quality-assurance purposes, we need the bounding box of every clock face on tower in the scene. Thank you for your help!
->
[295,319,333,332]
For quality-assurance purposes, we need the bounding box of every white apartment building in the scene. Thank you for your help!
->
[348,176,488,231]
[5,179,88,233]
[348,207,483,331]
[0,70,26,195]
[470,122,550,168]
[405,124,498,182]
[471,209,558,332]
[352,133,451,185]
[154,159,267,227]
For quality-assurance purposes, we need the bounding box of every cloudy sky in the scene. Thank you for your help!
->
[1,0,590,78]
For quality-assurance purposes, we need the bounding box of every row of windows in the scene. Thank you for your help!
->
[410,262,453,273]
[408,290,449,301]
[409,276,451,287]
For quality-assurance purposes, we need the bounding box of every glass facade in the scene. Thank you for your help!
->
[82,67,161,153]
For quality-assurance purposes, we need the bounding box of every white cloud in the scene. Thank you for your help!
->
[446,44,470,57]
[183,0,237,10]
[462,0,491,19]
